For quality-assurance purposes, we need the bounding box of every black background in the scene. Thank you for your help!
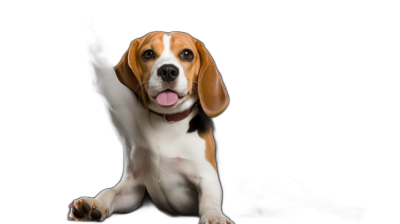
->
[22,3,397,224]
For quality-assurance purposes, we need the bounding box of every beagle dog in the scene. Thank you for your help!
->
[68,31,233,224]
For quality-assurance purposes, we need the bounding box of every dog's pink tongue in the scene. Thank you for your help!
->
[156,90,178,106]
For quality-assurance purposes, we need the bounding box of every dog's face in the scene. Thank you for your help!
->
[138,32,201,111]
[114,31,229,117]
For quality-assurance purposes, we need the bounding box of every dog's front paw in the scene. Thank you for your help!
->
[68,198,108,221]
[200,212,234,224]
[86,38,112,70]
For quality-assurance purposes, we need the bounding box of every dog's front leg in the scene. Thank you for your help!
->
[77,39,147,221]
[68,175,145,221]
[197,173,234,224]
[87,41,148,129]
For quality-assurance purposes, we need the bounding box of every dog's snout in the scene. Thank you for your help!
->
[158,64,179,82]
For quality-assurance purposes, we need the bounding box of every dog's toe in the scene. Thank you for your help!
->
[72,207,84,218]
[82,202,91,214]
[91,209,102,220]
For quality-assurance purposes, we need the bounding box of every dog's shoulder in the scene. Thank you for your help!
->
[188,104,214,135]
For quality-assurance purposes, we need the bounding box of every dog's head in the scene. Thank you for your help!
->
[114,31,228,117]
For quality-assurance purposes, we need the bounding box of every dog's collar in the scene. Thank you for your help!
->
[149,101,199,123]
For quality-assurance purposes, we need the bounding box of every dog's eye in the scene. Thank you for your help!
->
[181,49,193,61]
[143,50,155,60]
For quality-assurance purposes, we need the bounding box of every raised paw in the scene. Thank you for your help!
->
[200,213,234,224]
[68,198,108,221]
[86,38,112,69]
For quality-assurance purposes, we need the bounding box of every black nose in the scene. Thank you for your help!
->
[158,64,179,82]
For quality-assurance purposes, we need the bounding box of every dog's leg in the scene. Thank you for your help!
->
[68,175,145,221]
[87,38,148,130]
[71,35,147,222]
[196,173,234,224]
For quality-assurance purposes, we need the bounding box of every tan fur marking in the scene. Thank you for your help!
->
[135,32,165,90]
[170,32,201,102]
[199,127,217,171]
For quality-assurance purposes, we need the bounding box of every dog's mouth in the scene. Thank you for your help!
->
[155,90,178,107]
[152,90,187,107]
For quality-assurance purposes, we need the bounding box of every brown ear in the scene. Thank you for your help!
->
[114,39,148,108]
[194,39,229,117]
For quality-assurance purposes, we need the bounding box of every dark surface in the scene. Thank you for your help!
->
[17,2,398,224]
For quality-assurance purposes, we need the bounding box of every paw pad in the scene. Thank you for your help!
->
[82,202,91,214]
[91,209,102,220]
[72,207,84,218]
[68,198,106,221]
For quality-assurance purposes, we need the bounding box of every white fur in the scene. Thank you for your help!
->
[71,34,233,224]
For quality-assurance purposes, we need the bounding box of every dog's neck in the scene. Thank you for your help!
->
[149,101,199,123]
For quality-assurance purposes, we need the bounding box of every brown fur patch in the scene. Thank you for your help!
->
[198,127,217,171]
[135,32,165,91]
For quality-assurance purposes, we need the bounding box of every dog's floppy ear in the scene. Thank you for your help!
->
[194,39,229,117]
[114,39,148,108]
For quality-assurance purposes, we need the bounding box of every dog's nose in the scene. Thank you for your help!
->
[158,64,179,82]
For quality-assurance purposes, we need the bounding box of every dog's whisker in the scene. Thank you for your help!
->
[132,81,150,94]
[138,86,145,102]
[191,81,199,94]
[134,81,148,92]
[138,84,149,102]
[192,85,198,93]
[133,83,142,93]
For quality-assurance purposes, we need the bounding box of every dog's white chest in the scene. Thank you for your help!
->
[130,116,206,214]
